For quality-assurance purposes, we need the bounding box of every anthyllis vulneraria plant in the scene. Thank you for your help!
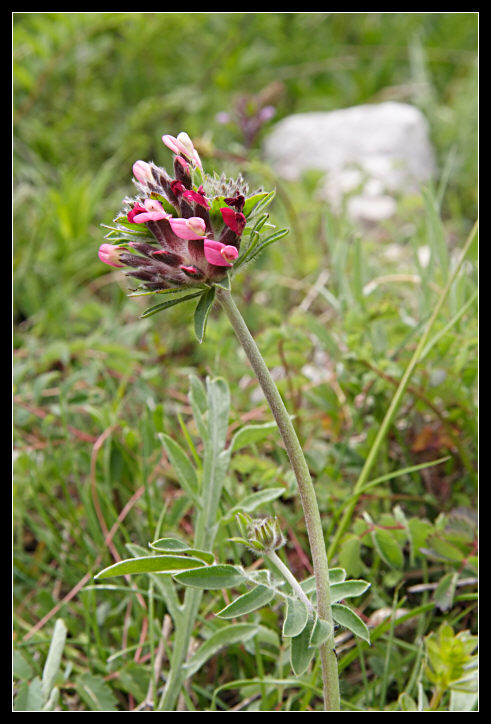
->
[96,131,371,711]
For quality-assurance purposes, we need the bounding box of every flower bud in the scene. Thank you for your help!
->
[162,132,202,169]
[174,156,192,189]
[235,512,286,553]
[98,243,127,268]
[132,160,154,184]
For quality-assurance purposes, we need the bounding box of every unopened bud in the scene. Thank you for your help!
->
[235,512,286,554]
[132,160,154,184]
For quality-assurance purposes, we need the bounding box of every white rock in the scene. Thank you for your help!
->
[263,102,436,222]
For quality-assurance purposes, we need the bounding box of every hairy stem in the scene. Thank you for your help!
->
[265,549,314,615]
[216,286,340,711]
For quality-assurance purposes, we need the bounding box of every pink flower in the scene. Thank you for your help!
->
[204,239,239,267]
[168,216,207,240]
[221,207,247,234]
[162,132,202,169]
[129,199,171,224]
[127,203,147,223]
[98,243,127,268]
[132,160,154,184]
[182,188,210,208]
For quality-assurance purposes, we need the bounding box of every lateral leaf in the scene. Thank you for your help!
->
[94,554,206,580]
[282,596,309,638]
[158,433,200,501]
[183,623,261,678]
[173,564,247,590]
[332,603,371,643]
[141,290,204,318]
[194,286,216,343]
[290,617,315,675]
[216,585,275,619]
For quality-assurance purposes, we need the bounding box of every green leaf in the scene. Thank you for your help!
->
[76,672,119,711]
[41,619,67,700]
[242,191,271,217]
[13,677,45,712]
[372,528,404,569]
[433,571,459,611]
[397,692,419,711]
[300,568,346,596]
[338,536,364,578]
[332,603,370,643]
[244,189,276,218]
[188,374,208,441]
[282,596,309,637]
[149,192,177,215]
[422,536,466,563]
[241,228,289,264]
[149,537,215,565]
[158,433,199,501]
[211,676,323,708]
[94,554,207,579]
[13,649,34,680]
[290,617,315,675]
[223,487,285,521]
[173,564,247,590]
[206,376,230,453]
[330,579,371,603]
[111,216,154,236]
[229,421,278,452]
[140,290,204,319]
[194,286,216,343]
[216,585,275,618]
[183,623,260,678]
[309,617,332,647]
[128,284,195,298]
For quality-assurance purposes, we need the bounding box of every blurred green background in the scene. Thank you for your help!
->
[13,12,478,711]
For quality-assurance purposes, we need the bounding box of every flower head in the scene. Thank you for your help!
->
[99,130,286,299]
[234,512,286,554]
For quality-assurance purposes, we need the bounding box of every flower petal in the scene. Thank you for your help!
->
[221,207,246,234]
[204,239,237,267]
[169,216,206,240]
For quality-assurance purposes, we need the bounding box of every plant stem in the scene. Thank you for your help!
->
[327,218,478,561]
[216,286,340,711]
[265,549,314,615]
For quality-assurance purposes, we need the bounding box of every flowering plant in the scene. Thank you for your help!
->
[96,132,374,712]
[99,131,287,340]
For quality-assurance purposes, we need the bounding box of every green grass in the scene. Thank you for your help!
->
[14,12,477,711]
